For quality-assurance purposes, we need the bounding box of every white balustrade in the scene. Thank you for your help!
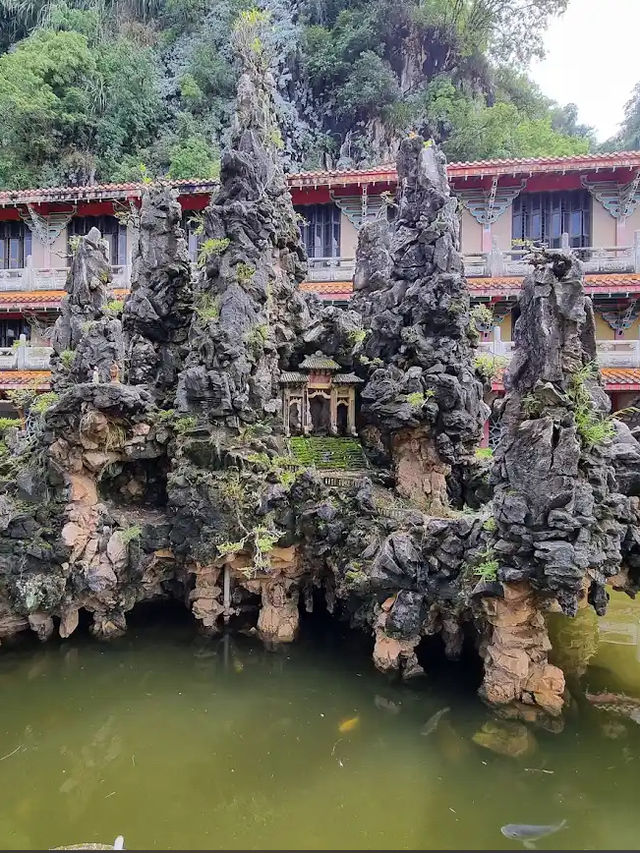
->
[477,329,640,369]
[306,257,356,282]
[464,231,640,278]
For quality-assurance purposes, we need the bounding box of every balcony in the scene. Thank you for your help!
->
[0,261,130,292]
[465,232,640,278]
[478,333,640,369]
[306,257,356,282]
[0,337,52,370]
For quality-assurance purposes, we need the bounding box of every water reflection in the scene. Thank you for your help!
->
[0,604,638,849]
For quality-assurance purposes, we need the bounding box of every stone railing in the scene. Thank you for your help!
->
[306,257,356,282]
[0,259,130,292]
[478,332,640,369]
[0,336,52,370]
[465,232,640,278]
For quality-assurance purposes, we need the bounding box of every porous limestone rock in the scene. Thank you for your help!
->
[123,186,193,401]
[352,137,487,513]
[51,227,123,389]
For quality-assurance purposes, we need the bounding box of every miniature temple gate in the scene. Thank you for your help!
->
[280,352,361,436]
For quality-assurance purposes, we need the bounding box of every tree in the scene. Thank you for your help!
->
[603,81,640,151]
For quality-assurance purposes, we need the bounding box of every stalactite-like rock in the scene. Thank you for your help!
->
[353,137,487,512]
[123,187,193,400]
[51,227,123,390]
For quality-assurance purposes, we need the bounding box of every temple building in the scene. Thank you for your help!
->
[1,151,640,431]
[281,352,361,436]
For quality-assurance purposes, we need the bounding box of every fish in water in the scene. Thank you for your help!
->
[338,716,360,734]
[420,707,450,736]
[374,695,401,715]
[500,819,567,849]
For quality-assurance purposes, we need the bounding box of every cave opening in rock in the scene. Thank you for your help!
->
[97,458,169,507]
[415,625,484,693]
[126,596,194,630]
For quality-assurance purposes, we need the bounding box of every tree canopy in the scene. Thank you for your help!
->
[0,0,605,188]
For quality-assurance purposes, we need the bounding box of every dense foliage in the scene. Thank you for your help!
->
[0,0,598,188]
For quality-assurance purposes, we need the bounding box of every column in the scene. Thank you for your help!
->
[348,389,357,436]
[329,388,338,435]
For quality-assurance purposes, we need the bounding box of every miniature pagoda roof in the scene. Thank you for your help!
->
[333,373,363,384]
[299,351,341,371]
[279,371,308,385]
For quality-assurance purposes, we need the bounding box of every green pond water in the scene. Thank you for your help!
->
[0,594,639,851]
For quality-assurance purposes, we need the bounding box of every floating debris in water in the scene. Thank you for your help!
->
[338,716,359,734]
[420,707,450,736]
[500,820,567,849]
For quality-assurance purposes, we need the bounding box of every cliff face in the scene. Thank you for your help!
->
[0,35,638,727]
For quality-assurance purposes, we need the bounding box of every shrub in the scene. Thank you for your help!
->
[197,238,229,267]
[60,350,76,369]
[120,524,142,544]
[30,392,59,415]
[195,294,220,321]
[475,447,493,460]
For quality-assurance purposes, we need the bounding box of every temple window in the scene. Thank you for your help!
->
[0,221,31,269]
[512,190,591,248]
[69,215,127,265]
[295,204,341,258]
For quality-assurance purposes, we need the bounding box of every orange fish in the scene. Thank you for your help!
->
[338,716,360,734]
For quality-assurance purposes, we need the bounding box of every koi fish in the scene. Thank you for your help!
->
[501,819,567,849]
[338,716,360,734]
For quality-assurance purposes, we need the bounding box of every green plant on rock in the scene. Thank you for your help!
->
[482,516,497,533]
[568,362,615,448]
[218,540,245,557]
[60,350,76,370]
[348,329,366,347]
[277,469,296,488]
[195,293,220,322]
[174,415,197,435]
[472,550,499,582]
[120,524,142,545]
[30,392,59,415]
[0,417,21,435]
[475,447,493,460]
[235,262,255,283]
[406,391,425,408]
[197,237,230,267]
[68,235,81,255]
[106,299,124,314]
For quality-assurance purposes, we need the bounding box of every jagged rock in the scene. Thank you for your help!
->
[353,137,487,512]
[51,226,123,390]
[175,46,309,426]
[123,186,193,401]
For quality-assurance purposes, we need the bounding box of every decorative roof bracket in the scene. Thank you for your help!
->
[455,179,527,225]
[329,189,384,229]
[19,203,77,247]
[582,172,640,221]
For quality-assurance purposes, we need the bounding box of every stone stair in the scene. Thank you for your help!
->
[288,436,369,470]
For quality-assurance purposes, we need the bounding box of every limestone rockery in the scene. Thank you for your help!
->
[1,20,640,727]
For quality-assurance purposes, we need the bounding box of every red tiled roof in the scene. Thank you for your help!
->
[0,370,50,391]
[3,151,640,204]
[492,367,640,393]
[468,273,640,297]
[0,287,128,312]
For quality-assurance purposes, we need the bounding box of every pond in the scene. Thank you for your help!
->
[0,595,639,850]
